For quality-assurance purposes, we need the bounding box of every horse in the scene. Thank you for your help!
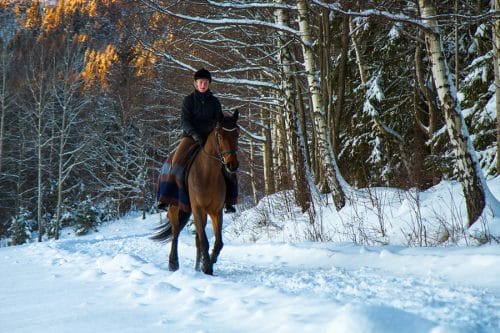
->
[152,110,240,275]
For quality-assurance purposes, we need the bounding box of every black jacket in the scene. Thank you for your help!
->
[181,90,223,141]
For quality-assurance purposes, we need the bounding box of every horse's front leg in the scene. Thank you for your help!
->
[209,211,224,266]
[199,230,212,275]
[193,213,212,275]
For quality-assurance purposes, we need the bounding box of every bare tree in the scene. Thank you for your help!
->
[51,38,90,239]
[0,5,16,174]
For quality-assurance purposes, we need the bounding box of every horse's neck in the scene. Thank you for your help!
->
[195,131,223,181]
[202,131,218,157]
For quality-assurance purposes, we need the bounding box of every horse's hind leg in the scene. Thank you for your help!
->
[167,206,180,271]
[194,233,201,272]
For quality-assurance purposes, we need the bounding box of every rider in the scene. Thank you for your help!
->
[165,68,237,213]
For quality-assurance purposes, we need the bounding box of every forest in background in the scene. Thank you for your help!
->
[0,0,498,245]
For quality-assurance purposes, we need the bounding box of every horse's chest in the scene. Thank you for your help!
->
[189,171,225,195]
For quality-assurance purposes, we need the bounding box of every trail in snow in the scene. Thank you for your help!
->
[1,214,499,333]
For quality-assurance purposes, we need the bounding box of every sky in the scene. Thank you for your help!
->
[0,177,499,333]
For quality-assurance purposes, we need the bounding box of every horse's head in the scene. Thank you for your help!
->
[216,110,240,173]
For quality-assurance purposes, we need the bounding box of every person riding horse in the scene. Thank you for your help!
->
[158,68,238,213]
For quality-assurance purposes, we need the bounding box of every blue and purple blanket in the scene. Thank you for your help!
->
[156,144,199,213]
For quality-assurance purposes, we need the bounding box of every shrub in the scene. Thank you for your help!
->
[75,196,98,235]
[8,208,33,245]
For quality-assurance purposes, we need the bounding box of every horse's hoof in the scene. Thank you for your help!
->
[169,261,179,272]
[202,264,213,275]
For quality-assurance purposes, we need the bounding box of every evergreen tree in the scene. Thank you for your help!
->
[74,196,98,236]
[8,207,32,245]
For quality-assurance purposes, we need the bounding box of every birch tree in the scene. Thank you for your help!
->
[0,40,8,175]
[417,0,491,226]
[296,0,345,209]
[275,0,311,211]
[493,0,500,174]
[51,40,89,240]
[261,106,275,196]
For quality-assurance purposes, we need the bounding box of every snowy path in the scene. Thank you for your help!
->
[1,214,499,333]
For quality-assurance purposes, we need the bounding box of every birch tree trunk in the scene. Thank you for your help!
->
[319,9,334,155]
[296,0,345,210]
[54,104,67,241]
[333,15,349,156]
[261,107,275,196]
[31,40,49,242]
[274,106,289,191]
[36,89,46,242]
[415,44,439,139]
[275,1,311,212]
[349,16,368,87]
[294,76,311,169]
[418,0,486,226]
[247,109,259,204]
[0,46,7,174]
[493,0,500,175]
[249,136,258,204]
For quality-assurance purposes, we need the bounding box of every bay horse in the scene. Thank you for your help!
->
[152,110,239,275]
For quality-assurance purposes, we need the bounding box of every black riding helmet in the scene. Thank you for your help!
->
[194,68,212,82]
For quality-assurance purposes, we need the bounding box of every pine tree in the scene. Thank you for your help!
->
[8,207,32,246]
[74,196,98,235]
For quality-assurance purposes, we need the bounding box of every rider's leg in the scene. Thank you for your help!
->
[223,171,238,213]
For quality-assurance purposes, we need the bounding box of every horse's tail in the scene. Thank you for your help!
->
[150,222,173,242]
[150,210,191,242]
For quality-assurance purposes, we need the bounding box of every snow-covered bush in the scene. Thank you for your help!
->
[8,208,34,245]
[94,198,120,223]
[459,51,497,177]
[75,196,99,235]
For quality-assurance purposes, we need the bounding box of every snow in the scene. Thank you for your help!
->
[388,24,401,41]
[485,92,496,119]
[1,179,500,332]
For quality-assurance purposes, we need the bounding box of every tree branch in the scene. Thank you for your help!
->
[140,0,300,36]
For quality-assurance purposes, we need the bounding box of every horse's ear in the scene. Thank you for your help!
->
[233,109,239,121]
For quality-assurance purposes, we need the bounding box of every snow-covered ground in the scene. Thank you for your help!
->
[1,179,500,333]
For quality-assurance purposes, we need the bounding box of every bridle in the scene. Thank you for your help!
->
[216,125,238,156]
[202,124,239,169]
